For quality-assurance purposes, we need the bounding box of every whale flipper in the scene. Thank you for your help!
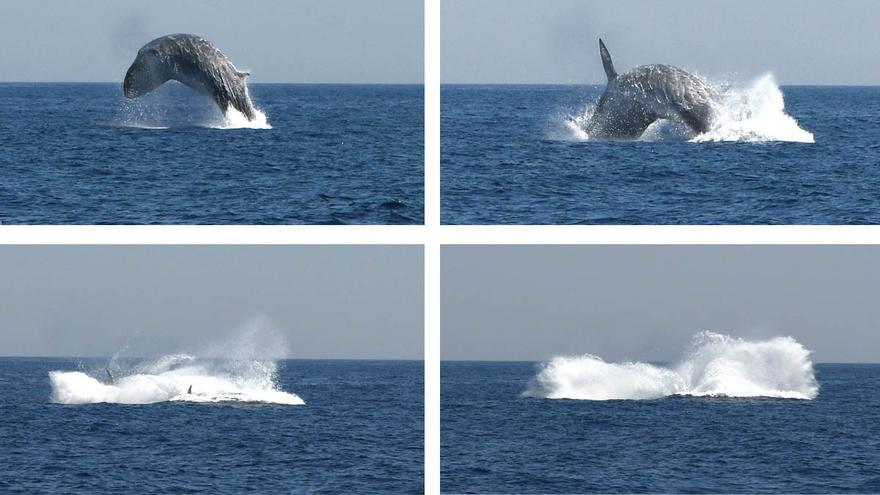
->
[599,39,617,81]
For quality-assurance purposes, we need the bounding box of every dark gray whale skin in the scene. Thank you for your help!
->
[586,39,719,139]
[123,34,257,120]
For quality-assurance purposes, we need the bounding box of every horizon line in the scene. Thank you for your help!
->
[0,80,424,85]
[0,355,424,362]
[440,358,879,365]
[3,81,877,88]
[440,82,880,88]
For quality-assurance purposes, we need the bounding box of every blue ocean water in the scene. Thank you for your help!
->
[441,84,880,224]
[0,358,423,494]
[0,83,423,224]
[441,361,880,494]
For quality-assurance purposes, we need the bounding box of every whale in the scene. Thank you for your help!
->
[586,39,719,139]
[123,33,257,121]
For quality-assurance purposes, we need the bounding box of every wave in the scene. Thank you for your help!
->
[49,353,303,405]
[524,331,819,400]
[553,73,813,143]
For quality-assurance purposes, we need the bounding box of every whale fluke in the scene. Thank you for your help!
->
[587,38,719,139]
[123,34,258,121]
[599,39,617,81]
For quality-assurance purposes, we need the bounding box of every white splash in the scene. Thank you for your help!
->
[525,331,819,400]
[117,84,271,129]
[50,354,303,405]
[693,74,813,143]
[50,317,302,405]
[550,106,593,142]
[213,105,271,130]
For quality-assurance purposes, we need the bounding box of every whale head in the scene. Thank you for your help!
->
[123,47,167,98]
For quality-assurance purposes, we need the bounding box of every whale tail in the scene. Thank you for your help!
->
[599,39,618,81]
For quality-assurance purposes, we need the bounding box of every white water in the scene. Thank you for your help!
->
[555,73,813,143]
[118,83,271,129]
[50,354,303,405]
[214,104,271,130]
[50,318,303,405]
[120,104,271,130]
[694,74,813,143]
[525,331,819,400]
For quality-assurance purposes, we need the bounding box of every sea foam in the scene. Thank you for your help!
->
[525,331,819,400]
[50,353,303,405]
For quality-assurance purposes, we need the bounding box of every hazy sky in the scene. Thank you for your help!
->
[443,0,880,85]
[443,246,880,363]
[0,246,422,359]
[0,0,423,83]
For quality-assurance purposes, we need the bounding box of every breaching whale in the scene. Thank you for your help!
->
[586,39,719,139]
[124,34,258,121]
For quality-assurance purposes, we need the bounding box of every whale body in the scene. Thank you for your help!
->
[123,34,257,121]
[586,39,719,139]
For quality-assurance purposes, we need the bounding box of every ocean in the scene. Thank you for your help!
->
[0,357,423,494]
[441,81,880,224]
[0,83,423,224]
[441,356,880,493]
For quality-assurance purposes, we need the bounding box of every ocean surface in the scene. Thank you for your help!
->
[442,360,880,494]
[0,357,423,494]
[0,83,423,224]
[441,82,880,224]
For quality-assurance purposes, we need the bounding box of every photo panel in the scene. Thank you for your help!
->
[442,245,880,493]
[0,245,424,493]
[441,0,879,224]
[0,0,424,224]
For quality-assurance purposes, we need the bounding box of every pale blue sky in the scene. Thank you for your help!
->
[443,0,880,84]
[0,246,423,359]
[0,0,423,83]
[443,246,880,363]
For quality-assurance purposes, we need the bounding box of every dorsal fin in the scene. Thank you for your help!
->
[599,38,617,81]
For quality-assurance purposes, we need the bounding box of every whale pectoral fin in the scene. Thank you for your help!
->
[237,70,251,78]
[599,39,618,81]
